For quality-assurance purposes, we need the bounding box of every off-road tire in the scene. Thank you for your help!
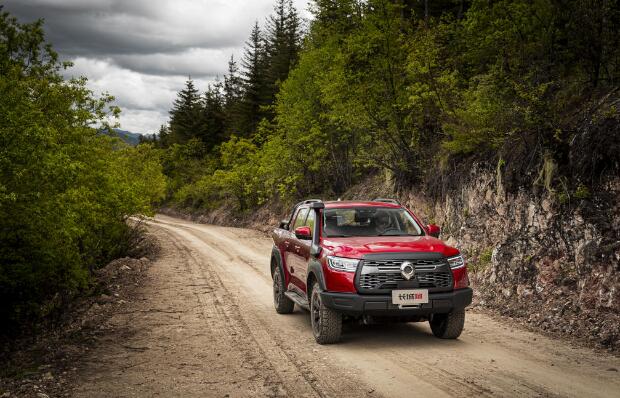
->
[273,266,294,314]
[430,308,465,339]
[310,282,342,344]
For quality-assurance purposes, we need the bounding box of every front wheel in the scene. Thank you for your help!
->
[429,308,465,339]
[310,282,342,344]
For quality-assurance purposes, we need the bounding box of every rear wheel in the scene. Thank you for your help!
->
[310,282,342,344]
[430,308,465,339]
[273,266,294,314]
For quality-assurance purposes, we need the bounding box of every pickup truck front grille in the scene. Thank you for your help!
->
[362,258,445,271]
[356,255,453,294]
[359,272,452,290]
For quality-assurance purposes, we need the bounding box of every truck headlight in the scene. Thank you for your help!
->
[327,256,360,272]
[447,254,465,269]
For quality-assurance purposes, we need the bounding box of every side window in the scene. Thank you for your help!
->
[292,207,309,230]
[305,209,316,236]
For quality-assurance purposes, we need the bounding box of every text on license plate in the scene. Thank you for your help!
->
[392,289,429,305]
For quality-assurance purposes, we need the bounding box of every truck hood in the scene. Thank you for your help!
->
[322,235,459,258]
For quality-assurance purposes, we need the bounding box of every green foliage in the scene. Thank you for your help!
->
[162,0,619,216]
[0,9,165,330]
[175,132,301,211]
[468,247,493,273]
[574,184,591,200]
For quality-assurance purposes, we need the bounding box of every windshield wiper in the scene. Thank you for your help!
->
[327,234,351,237]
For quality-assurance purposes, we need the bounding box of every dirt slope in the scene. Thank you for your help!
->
[69,215,620,397]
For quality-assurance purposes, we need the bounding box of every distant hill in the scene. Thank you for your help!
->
[111,129,142,146]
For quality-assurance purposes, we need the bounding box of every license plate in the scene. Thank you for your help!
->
[392,289,428,305]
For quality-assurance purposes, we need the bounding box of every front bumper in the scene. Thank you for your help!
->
[320,288,473,316]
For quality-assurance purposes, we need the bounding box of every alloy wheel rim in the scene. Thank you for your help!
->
[273,271,280,305]
[311,290,321,335]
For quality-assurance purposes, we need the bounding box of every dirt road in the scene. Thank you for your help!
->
[71,215,620,397]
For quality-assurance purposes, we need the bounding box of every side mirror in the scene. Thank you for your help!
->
[427,224,440,238]
[279,219,289,230]
[294,226,312,240]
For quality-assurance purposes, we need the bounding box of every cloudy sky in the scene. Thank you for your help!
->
[3,0,312,135]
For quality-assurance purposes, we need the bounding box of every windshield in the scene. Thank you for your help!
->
[323,207,423,237]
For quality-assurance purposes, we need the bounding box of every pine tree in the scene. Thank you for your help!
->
[202,81,227,149]
[240,21,269,135]
[223,56,245,135]
[169,78,203,144]
[264,0,302,103]
[156,124,171,148]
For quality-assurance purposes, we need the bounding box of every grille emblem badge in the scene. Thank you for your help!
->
[400,261,415,280]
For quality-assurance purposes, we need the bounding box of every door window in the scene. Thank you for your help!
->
[292,207,309,230]
[304,209,316,237]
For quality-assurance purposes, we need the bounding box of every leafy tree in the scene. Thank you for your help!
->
[0,8,165,331]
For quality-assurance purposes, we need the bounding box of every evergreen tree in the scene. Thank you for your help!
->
[240,21,269,135]
[203,81,227,148]
[223,56,245,135]
[169,78,203,144]
[156,124,172,148]
[264,0,302,103]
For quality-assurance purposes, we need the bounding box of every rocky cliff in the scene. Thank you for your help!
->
[398,169,620,351]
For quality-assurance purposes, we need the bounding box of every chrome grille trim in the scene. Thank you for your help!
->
[358,272,452,290]
[361,258,446,273]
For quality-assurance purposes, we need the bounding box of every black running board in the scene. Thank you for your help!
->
[284,291,310,311]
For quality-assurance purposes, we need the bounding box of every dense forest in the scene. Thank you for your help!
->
[0,9,166,331]
[154,0,619,213]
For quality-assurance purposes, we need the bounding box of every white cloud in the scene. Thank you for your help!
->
[4,0,313,134]
[117,109,169,135]
[66,57,220,134]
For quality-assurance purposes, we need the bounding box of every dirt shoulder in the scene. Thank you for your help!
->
[0,234,158,398]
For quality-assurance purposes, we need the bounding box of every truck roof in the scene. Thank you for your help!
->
[323,200,402,209]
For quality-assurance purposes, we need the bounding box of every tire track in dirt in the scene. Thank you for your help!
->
[69,215,620,397]
[161,229,290,397]
[150,215,620,398]
[152,218,496,397]
[154,220,375,398]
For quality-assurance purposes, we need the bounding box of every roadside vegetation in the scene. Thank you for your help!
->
[150,0,619,213]
[0,9,166,333]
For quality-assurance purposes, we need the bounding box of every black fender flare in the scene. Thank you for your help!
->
[270,245,285,280]
[307,257,327,294]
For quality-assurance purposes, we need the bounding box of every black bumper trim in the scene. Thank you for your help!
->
[320,288,473,316]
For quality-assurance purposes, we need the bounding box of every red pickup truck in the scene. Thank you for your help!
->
[270,199,472,344]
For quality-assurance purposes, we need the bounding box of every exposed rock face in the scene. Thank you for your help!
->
[403,169,620,350]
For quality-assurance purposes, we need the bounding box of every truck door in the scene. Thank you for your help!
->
[284,206,308,291]
[290,208,315,294]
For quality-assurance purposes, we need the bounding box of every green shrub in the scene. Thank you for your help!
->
[0,11,165,331]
